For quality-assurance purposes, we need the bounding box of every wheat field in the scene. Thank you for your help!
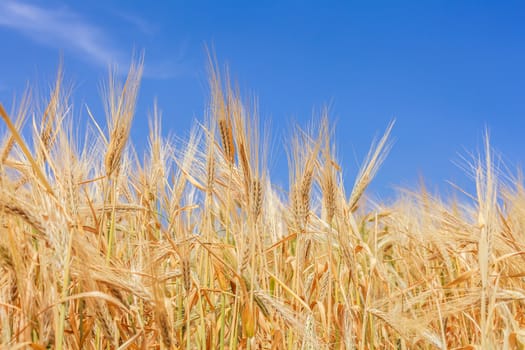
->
[0,58,524,349]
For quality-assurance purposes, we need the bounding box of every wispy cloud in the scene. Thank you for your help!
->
[0,0,126,68]
[0,1,187,80]
[115,11,158,36]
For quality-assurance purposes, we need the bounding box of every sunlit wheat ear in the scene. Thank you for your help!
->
[250,178,263,220]
[240,239,251,274]
[322,172,336,220]
[300,313,319,350]
[147,102,167,186]
[38,66,65,164]
[208,52,236,167]
[218,117,235,165]
[182,257,191,294]
[289,124,321,232]
[347,120,394,212]
[319,115,340,222]
[104,56,143,178]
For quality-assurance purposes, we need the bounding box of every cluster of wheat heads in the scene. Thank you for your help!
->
[1,58,525,349]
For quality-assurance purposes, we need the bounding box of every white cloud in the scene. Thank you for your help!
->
[0,1,186,80]
[0,1,128,68]
[115,11,157,35]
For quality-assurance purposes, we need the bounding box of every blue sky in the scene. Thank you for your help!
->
[0,0,524,200]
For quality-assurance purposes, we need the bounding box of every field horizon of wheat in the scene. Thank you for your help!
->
[1,58,524,349]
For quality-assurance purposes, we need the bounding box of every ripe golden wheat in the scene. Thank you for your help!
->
[0,58,524,349]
